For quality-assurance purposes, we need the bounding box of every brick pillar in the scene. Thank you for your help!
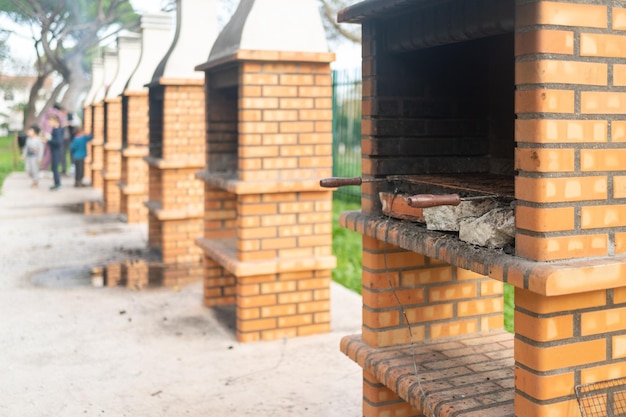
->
[514,1,626,415]
[119,92,149,223]
[91,102,105,190]
[103,98,122,213]
[83,105,93,184]
[145,81,205,282]
[196,56,336,343]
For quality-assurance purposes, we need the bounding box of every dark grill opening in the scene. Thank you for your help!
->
[205,64,238,174]
[103,102,109,144]
[368,34,515,178]
[121,95,129,148]
[149,85,164,159]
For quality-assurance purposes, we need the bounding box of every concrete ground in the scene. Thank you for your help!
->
[0,172,362,417]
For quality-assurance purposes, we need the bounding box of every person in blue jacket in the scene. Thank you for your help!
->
[69,129,93,187]
[46,114,64,190]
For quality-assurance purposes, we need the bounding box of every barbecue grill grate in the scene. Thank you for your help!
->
[575,377,626,417]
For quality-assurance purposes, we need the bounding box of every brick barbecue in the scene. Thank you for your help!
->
[118,12,173,224]
[143,0,217,283]
[103,33,141,214]
[82,56,102,187]
[89,46,118,194]
[194,0,336,342]
[336,0,626,416]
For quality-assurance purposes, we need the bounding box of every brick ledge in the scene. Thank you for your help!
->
[102,171,121,181]
[144,156,205,170]
[144,201,203,220]
[340,331,514,417]
[196,170,327,195]
[122,147,149,157]
[104,143,121,151]
[340,210,626,296]
[118,182,146,195]
[196,237,336,277]
[196,49,335,71]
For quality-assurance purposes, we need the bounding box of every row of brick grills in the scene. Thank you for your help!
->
[80,0,336,338]
[335,0,626,416]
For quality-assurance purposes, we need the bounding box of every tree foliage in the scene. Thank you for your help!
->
[0,0,139,124]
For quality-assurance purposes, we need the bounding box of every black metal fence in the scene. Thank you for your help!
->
[332,68,362,204]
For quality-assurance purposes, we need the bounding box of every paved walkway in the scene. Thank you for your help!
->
[0,172,362,417]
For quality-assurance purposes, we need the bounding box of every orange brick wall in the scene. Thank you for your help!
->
[162,85,205,161]
[238,61,333,182]
[514,0,624,263]
[146,82,205,267]
[103,99,122,213]
[361,236,503,348]
[512,286,626,417]
[199,57,335,342]
[236,269,331,343]
[119,93,149,223]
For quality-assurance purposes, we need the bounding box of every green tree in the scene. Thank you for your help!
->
[0,0,139,125]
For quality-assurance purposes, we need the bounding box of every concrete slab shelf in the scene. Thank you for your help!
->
[195,170,325,195]
[196,237,336,277]
[340,331,514,417]
[144,156,204,170]
[118,183,146,195]
[121,147,149,157]
[340,210,626,296]
[144,201,203,221]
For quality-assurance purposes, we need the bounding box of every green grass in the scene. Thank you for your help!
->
[0,135,23,191]
[331,196,515,332]
[332,198,363,294]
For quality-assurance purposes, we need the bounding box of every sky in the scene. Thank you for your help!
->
[1,0,361,74]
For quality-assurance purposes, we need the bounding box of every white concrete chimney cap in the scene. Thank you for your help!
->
[125,12,175,92]
[94,46,119,103]
[106,33,141,98]
[208,0,328,63]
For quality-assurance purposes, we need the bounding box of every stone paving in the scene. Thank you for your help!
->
[0,172,362,417]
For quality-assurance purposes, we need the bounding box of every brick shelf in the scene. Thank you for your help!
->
[340,331,514,417]
[122,147,149,158]
[119,183,146,195]
[196,170,326,195]
[144,201,203,221]
[144,156,204,170]
[341,210,626,297]
[196,237,336,277]
[102,171,121,181]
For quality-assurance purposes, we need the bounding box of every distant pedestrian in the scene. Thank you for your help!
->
[46,114,64,191]
[20,125,44,188]
[69,129,93,187]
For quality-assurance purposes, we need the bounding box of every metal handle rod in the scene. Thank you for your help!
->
[319,177,387,188]
[406,194,496,208]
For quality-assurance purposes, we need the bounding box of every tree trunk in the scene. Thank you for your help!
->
[24,71,51,128]
[60,53,90,114]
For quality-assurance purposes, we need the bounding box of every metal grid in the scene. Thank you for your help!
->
[576,377,626,417]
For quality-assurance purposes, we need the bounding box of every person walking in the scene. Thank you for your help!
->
[46,114,64,190]
[20,125,44,188]
[69,129,93,187]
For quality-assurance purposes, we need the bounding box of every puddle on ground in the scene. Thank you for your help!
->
[31,260,203,290]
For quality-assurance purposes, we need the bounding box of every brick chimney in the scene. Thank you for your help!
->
[194,0,336,342]
[90,46,118,191]
[118,12,174,224]
[103,33,141,214]
[82,55,103,186]
[144,0,217,283]
[335,1,626,416]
